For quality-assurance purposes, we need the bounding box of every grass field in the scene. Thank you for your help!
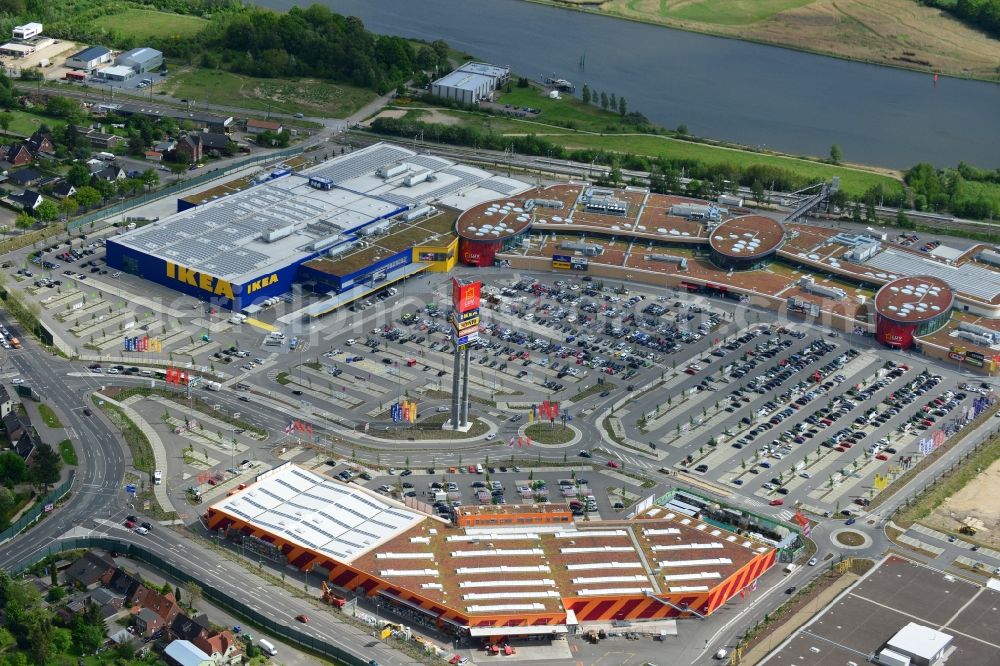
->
[405,94,902,198]
[547,0,1000,80]
[615,0,813,25]
[2,109,65,137]
[163,68,377,118]
[58,439,78,466]
[542,134,901,197]
[95,9,207,41]
[38,404,63,429]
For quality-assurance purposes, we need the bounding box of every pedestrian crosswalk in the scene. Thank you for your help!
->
[775,509,794,522]
[739,496,769,509]
[610,450,654,471]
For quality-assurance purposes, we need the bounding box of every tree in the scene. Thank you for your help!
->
[72,614,105,653]
[676,123,688,135]
[618,96,627,116]
[92,178,116,202]
[609,93,617,111]
[751,179,765,204]
[829,144,842,164]
[581,84,591,105]
[14,212,34,229]
[73,186,101,209]
[600,91,609,110]
[141,168,159,192]
[0,451,27,484]
[0,487,14,518]
[183,581,202,607]
[31,442,62,490]
[58,196,77,220]
[66,163,91,188]
[127,131,145,156]
[0,112,11,134]
[34,199,58,222]
[174,585,182,603]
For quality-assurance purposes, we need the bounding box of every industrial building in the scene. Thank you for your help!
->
[115,47,163,74]
[106,143,527,311]
[874,276,954,349]
[65,45,112,71]
[96,65,136,82]
[97,103,233,133]
[205,464,777,637]
[431,62,510,105]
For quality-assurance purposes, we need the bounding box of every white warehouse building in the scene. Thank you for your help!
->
[430,62,510,105]
[66,46,112,72]
[115,47,163,74]
[12,23,42,40]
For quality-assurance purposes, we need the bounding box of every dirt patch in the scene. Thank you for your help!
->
[924,454,1000,549]
[362,109,408,127]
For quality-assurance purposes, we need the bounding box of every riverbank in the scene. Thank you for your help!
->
[524,0,1000,82]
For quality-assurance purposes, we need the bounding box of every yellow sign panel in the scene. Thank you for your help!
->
[552,260,571,270]
[380,627,392,640]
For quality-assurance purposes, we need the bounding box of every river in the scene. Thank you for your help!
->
[257,0,1000,170]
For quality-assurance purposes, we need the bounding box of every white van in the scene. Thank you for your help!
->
[258,639,277,656]
[475,463,484,474]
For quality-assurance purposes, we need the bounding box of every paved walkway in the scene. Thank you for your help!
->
[100,394,176,514]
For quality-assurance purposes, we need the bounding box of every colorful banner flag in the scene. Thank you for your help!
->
[284,420,294,434]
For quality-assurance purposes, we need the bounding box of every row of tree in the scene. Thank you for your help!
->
[580,84,627,116]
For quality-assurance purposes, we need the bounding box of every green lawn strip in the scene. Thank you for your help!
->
[275,372,290,385]
[652,0,812,25]
[1,109,66,137]
[550,134,901,197]
[57,439,78,466]
[524,422,574,445]
[371,413,490,440]
[497,86,632,133]
[93,396,154,474]
[94,8,208,41]
[571,382,615,402]
[38,403,63,429]
[164,68,377,118]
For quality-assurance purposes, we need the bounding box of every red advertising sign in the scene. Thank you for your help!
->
[452,278,482,314]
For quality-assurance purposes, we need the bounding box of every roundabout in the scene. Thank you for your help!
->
[522,422,582,448]
[831,528,872,550]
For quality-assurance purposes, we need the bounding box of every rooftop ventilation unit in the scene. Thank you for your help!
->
[559,241,603,256]
[261,224,296,243]
[377,163,408,180]
[645,254,688,271]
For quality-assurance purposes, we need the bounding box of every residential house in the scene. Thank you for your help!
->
[198,132,231,155]
[245,118,282,135]
[63,551,116,590]
[87,132,122,149]
[51,181,76,199]
[144,150,162,162]
[7,167,42,188]
[88,587,125,619]
[106,569,143,603]
[92,165,125,182]
[174,134,202,163]
[134,607,165,638]
[0,384,10,419]
[23,131,55,156]
[3,409,37,463]
[164,640,214,666]
[0,143,32,166]
[132,587,180,626]
[169,612,211,643]
[194,630,242,664]
[9,189,42,211]
[153,139,176,153]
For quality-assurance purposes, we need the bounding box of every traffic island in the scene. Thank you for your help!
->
[832,529,872,550]
[524,422,578,446]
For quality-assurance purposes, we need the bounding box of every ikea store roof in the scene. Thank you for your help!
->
[211,464,426,563]
[110,143,528,282]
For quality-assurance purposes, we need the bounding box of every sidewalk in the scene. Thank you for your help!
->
[100,394,176,514]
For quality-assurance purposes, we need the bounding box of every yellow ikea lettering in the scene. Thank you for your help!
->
[246,274,279,295]
[165,261,235,300]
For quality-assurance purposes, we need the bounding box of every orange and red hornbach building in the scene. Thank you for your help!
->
[204,464,776,636]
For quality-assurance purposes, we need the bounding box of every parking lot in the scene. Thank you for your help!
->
[620,323,988,519]
[765,555,1000,666]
